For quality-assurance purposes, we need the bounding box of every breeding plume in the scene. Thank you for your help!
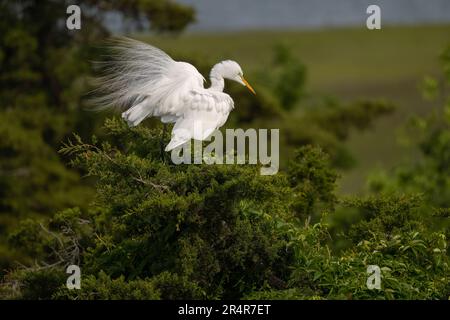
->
[93,37,256,151]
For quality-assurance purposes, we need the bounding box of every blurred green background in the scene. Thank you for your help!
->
[141,25,450,193]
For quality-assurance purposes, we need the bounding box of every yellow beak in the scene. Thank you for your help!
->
[241,76,256,95]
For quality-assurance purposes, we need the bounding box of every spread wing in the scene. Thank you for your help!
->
[91,37,205,125]
[165,89,234,151]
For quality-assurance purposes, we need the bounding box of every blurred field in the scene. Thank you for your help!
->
[139,24,450,193]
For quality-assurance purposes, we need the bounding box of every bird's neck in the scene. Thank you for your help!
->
[210,76,224,92]
[209,63,225,92]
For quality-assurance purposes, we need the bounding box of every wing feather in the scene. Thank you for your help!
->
[91,37,205,126]
[165,90,234,151]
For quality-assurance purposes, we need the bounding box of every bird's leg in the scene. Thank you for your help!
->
[160,123,168,162]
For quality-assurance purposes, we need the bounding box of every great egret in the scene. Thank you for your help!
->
[92,37,256,151]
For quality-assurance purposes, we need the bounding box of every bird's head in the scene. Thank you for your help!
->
[213,60,256,95]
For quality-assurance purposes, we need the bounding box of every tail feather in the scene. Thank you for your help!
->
[122,100,151,127]
[165,136,189,151]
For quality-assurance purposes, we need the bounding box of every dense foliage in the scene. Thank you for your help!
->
[0,0,194,273]
[0,0,394,274]
[1,110,448,299]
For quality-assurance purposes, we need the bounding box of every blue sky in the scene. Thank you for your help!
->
[177,0,450,31]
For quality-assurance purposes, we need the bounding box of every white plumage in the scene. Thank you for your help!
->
[92,37,255,151]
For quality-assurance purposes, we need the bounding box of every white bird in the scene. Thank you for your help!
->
[92,37,256,151]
